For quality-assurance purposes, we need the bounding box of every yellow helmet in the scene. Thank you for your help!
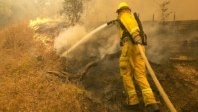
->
[116,2,131,13]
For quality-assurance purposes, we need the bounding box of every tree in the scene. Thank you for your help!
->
[60,0,83,25]
[159,0,172,24]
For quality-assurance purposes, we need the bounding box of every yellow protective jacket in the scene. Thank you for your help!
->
[117,10,158,106]
[117,10,140,40]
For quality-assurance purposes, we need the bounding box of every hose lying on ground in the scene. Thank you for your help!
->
[137,44,177,112]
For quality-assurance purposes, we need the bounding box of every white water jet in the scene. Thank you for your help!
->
[61,23,108,57]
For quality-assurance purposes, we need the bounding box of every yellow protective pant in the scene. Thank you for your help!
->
[119,39,157,106]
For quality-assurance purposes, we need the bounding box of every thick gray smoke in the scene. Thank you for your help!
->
[1,0,197,63]
[54,0,120,59]
[144,23,171,63]
[144,20,198,64]
[53,0,198,63]
[54,23,119,59]
[54,24,87,55]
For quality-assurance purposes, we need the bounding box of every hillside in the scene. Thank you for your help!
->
[0,20,197,112]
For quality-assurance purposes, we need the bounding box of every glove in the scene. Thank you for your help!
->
[134,35,142,44]
[107,20,117,25]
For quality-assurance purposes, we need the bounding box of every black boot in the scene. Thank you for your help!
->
[145,103,160,112]
[124,104,142,112]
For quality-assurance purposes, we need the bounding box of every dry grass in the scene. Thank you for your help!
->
[174,64,198,86]
[0,22,87,111]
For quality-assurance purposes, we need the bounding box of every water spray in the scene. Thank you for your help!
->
[59,19,177,111]
[61,23,108,57]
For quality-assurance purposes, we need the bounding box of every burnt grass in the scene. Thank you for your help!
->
[1,21,197,111]
[64,20,198,112]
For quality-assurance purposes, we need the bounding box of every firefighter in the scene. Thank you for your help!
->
[116,2,159,112]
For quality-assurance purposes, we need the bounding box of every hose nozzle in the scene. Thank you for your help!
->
[107,19,117,25]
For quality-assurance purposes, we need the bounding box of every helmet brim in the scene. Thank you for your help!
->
[116,6,131,13]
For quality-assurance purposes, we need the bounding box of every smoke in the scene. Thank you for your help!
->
[92,25,120,59]
[143,22,174,64]
[1,0,197,26]
[144,20,198,64]
[53,0,198,62]
[0,0,63,26]
[1,0,196,63]
[98,35,120,59]
[54,24,87,55]
[54,0,121,59]
[54,22,119,59]
[170,0,198,20]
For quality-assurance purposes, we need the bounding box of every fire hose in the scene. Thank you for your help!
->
[137,44,177,112]
[107,19,177,112]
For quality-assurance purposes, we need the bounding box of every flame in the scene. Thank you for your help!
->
[29,17,55,48]
[29,17,52,30]
[33,34,53,45]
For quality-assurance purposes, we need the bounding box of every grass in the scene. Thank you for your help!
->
[0,22,87,111]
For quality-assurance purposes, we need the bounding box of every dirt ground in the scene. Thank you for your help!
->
[74,52,198,112]
[1,21,197,112]
[64,21,198,112]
